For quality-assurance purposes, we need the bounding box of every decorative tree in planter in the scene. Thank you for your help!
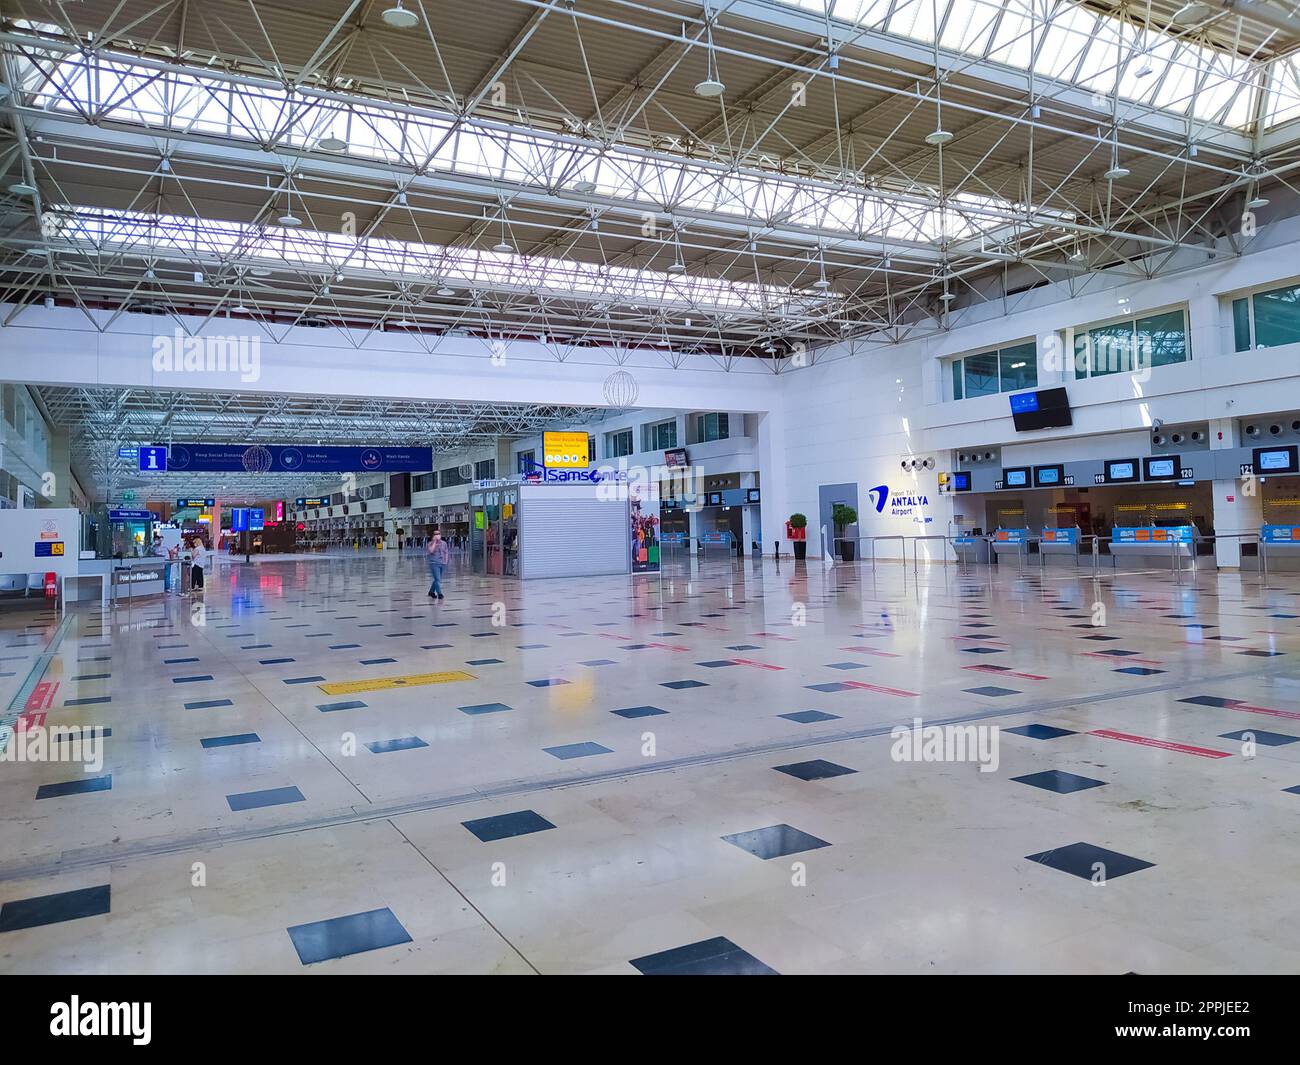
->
[832,503,858,562]
[786,513,808,560]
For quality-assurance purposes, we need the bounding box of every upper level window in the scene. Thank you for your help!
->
[474,458,496,480]
[1072,308,1187,378]
[1233,283,1300,351]
[516,450,535,473]
[606,429,634,458]
[412,473,436,493]
[949,342,1037,400]
[642,419,677,451]
[696,412,729,442]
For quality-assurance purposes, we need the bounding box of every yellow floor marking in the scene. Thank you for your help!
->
[317,670,476,695]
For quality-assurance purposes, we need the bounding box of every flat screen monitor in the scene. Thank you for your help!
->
[1253,444,1299,475]
[1104,458,1140,484]
[706,491,723,507]
[663,448,689,469]
[1010,387,1072,431]
[745,488,761,504]
[1001,466,1030,489]
[1033,464,1065,488]
[1142,455,1180,482]
[950,470,972,492]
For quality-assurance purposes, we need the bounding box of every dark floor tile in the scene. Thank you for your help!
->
[964,685,1021,696]
[1025,841,1154,880]
[661,680,707,690]
[772,759,857,781]
[200,733,261,749]
[611,705,668,718]
[1114,667,1166,675]
[1220,728,1299,746]
[458,702,512,715]
[461,809,556,842]
[1005,723,1076,740]
[961,647,1005,654]
[579,659,617,667]
[360,657,397,665]
[260,658,295,665]
[172,675,213,684]
[186,698,233,710]
[779,709,841,724]
[824,662,868,670]
[35,774,112,800]
[722,823,831,860]
[63,696,110,706]
[226,785,305,811]
[287,907,412,965]
[283,676,326,684]
[543,741,612,760]
[630,936,777,976]
[1179,695,1240,708]
[1013,770,1107,794]
[527,678,570,687]
[0,884,111,933]
[365,736,428,754]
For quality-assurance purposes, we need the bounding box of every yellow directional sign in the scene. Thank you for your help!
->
[542,431,589,469]
[317,671,476,695]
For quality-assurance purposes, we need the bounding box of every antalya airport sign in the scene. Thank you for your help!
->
[869,483,932,524]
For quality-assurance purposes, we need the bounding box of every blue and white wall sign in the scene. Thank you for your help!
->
[164,444,432,473]
[138,446,168,472]
[868,484,932,524]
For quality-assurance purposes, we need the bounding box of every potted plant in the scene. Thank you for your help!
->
[832,503,858,562]
[786,513,808,560]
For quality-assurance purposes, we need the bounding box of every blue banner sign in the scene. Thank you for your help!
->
[661,531,687,545]
[1112,525,1195,544]
[250,508,265,531]
[109,509,156,522]
[1261,524,1300,545]
[117,446,139,460]
[138,446,168,472]
[176,498,215,508]
[231,508,249,532]
[165,444,432,473]
[699,531,732,544]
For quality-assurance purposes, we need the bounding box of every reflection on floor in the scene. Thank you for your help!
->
[1,551,1299,973]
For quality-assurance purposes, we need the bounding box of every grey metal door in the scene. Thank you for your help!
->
[818,482,859,559]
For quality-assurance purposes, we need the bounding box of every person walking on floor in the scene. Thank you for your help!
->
[426,526,449,600]
[190,537,207,592]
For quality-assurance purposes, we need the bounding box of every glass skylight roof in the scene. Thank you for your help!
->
[778,0,1260,127]
[45,206,840,319]
[30,49,1063,245]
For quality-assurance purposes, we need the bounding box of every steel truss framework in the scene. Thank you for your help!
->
[34,384,607,502]
[1,0,1300,358]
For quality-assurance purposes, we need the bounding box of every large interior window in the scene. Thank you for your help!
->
[949,341,1036,400]
[1073,309,1188,378]
[1233,283,1300,351]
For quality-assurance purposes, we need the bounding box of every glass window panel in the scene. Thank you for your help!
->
[1082,322,1133,377]
[962,352,999,397]
[1232,298,1251,352]
[951,359,963,400]
[1252,285,1300,349]
[1135,310,1187,367]
[998,343,1037,392]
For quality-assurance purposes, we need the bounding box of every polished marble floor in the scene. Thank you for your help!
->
[1,550,1299,973]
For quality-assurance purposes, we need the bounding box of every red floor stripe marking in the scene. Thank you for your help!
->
[1232,703,1300,721]
[25,681,57,712]
[16,711,47,731]
[962,665,1048,680]
[1089,728,1231,759]
[598,633,634,641]
[843,681,920,697]
[644,642,690,652]
[731,658,785,671]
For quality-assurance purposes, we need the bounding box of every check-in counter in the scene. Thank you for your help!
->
[1039,526,1081,564]
[952,535,991,564]
[990,528,1030,559]
[1259,524,1300,571]
[1109,525,1198,567]
[70,558,171,601]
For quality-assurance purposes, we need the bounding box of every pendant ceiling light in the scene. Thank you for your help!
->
[381,2,419,29]
[694,18,725,97]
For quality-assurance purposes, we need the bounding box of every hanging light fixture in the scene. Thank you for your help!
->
[278,174,303,226]
[812,248,830,290]
[8,180,37,196]
[1103,129,1129,181]
[695,17,725,97]
[381,1,420,29]
[317,127,348,152]
[925,0,950,146]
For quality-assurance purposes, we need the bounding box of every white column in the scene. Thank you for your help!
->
[1209,417,1256,568]
[755,408,788,557]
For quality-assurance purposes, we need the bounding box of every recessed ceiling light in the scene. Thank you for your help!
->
[278,212,303,227]
[694,78,725,98]
[8,181,37,196]
[1104,165,1130,181]
[317,134,347,152]
[381,2,419,29]
[925,129,953,147]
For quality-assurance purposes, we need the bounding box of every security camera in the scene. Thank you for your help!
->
[1246,424,1260,436]
[983,451,995,462]
[901,459,911,471]
[957,452,967,464]
[923,457,935,470]
[1171,432,1184,445]
[1270,423,1283,435]
[1152,434,1166,447]
[1190,430,1203,442]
